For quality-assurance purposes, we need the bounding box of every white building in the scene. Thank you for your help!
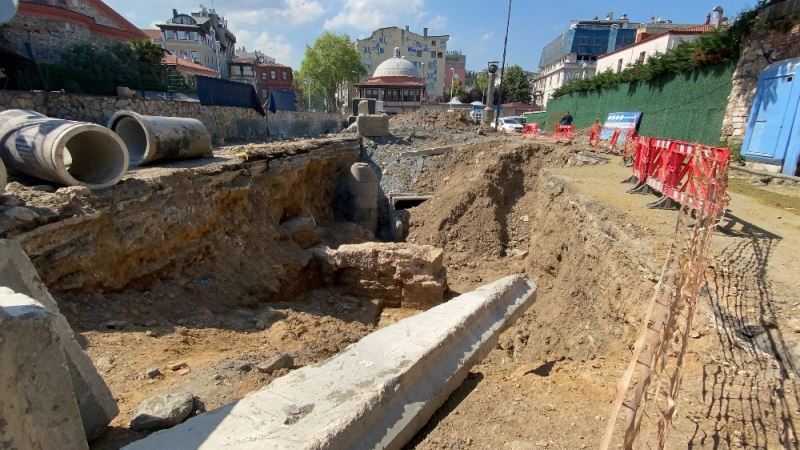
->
[596,24,713,74]
[356,26,449,100]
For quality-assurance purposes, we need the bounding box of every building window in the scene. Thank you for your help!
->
[281,71,288,81]
[432,40,436,45]
[261,72,267,80]
[417,50,422,57]
[165,30,176,40]
[438,52,443,58]
[380,47,384,54]
[178,30,189,40]
[431,51,436,58]
[617,58,623,72]
[191,50,199,62]
[190,31,199,41]
[270,70,276,79]
[231,65,242,76]
[364,88,380,99]
[243,66,254,76]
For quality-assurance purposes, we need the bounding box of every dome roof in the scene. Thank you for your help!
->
[372,48,421,78]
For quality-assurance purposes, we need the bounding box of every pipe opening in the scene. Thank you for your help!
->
[113,116,148,165]
[64,129,128,186]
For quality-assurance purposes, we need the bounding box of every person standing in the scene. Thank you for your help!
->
[559,111,574,126]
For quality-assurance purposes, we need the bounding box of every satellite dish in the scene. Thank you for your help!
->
[0,0,18,24]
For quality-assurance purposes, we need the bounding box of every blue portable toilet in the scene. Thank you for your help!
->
[741,58,800,176]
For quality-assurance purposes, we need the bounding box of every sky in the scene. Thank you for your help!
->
[106,0,760,71]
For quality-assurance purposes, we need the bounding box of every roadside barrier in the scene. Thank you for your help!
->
[522,123,539,136]
[555,124,574,143]
[626,135,730,217]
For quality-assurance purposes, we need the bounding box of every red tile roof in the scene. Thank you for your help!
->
[672,24,716,33]
[162,55,219,76]
[141,29,162,40]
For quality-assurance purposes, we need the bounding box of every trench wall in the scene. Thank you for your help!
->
[1,138,360,301]
[0,90,344,144]
[546,63,735,145]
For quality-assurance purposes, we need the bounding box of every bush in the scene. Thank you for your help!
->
[552,6,761,98]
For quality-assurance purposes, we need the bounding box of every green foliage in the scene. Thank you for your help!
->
[21,41,168,94]
[475,73,488,96]
[552,6,760,99]
[132,39,165,66]
[298,32,366,112]
[450,78,466,101]
[501,65,531,103]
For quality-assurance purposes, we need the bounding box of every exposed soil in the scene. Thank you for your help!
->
[7,110,800,449]
[400,136,800,449]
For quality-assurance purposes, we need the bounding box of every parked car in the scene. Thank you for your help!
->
[491,117,524,133]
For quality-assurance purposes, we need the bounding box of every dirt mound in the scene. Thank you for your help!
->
[390,109,475,131]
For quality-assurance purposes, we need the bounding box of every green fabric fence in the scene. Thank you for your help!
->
[545,63,735,145]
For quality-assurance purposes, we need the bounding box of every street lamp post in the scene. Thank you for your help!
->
[450,67,455,101]
[482,61,499,127]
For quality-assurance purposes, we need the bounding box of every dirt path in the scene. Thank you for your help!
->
[407,144,800,449]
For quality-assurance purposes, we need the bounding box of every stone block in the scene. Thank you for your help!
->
[357,115,390,138]
[123,275,537,450]
[327,242,446,309]
[0,287,89,450]
[0,240,118,439]
[280,216,322,249]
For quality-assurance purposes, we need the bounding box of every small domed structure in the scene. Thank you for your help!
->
[355,47,426,115]
[372,48,421,78]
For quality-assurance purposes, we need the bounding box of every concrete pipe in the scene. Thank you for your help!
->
[0,110,129,190]
[108,111,212,166]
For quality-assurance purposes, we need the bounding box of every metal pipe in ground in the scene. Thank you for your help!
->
[108,111,212,166]
[0,110,129,190]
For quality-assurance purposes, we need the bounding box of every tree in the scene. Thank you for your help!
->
[298,32,366,112]
[450,78,466,101]
[475,73,489,99]
[132,40,165,66]
[500,65,531,103]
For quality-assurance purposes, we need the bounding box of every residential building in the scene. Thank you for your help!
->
[155,6,235,79]
[0,0,147,64]
[356,26,449,100]
[255,62,294,106]
[141,28,163,45]
[162,53,219,88]
[355,47,426,114]
[596,24,714,74]
[228,55,257,88]
[532,13,640,107]
[444,51,467,92]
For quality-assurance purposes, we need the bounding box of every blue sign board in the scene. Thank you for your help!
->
[600,111,643,143]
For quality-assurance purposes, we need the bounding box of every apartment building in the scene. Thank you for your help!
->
[155,6,235,79]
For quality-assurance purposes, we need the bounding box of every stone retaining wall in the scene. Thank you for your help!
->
[0,90,343,144]
[721,2,800,146]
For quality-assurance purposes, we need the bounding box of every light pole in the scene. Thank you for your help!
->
[494,0,512,132]
[482,61,499,127]
[450,67,455,101]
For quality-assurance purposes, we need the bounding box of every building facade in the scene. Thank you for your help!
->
[444,51,467,92]
[356,26,449,100]
[0,0,147,64]
[156,7,235,79]
[355,48,425,114]
[255,62,294,105]
[162,53,219,88]
[533,13,639,107]
[596,25,713,74]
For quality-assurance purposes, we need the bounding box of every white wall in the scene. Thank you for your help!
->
[596,33,703,74]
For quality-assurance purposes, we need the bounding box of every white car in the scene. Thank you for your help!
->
[491,117,524,133]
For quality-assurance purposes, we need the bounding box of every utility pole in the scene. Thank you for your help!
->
[482,61,499,127]
[494,0,512,131]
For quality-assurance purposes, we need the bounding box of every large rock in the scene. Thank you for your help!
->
[0,287,89,450]
[327,242,446,309]
[357,115,390,138]
[0,240,118,439]
[130,392,195,431]
[280,216,321,249]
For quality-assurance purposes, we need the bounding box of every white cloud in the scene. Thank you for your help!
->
[427,14,447,31]
[324,0,425,31]
[481,31,495,41]
[227,0,325,26]
[252,32,294,65]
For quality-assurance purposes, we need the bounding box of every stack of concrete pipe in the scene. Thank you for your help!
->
[0,109,213,191]
[0,110,129,190]
[107,111,212,166]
